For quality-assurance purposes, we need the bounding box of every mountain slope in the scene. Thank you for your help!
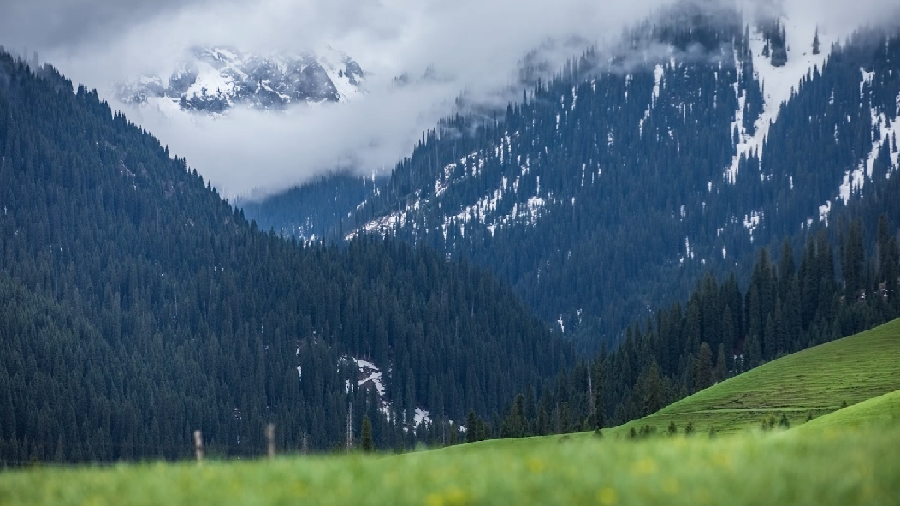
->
[0,52,572,462]
[248,9,900,350]
[236,172,382,240]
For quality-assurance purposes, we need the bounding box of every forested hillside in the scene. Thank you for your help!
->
[236,172,381,241]
[483,214,900,439]
[0,51,572,464]
[248,10,900,351]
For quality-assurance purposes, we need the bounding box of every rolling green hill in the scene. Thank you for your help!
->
[602,318,900,436]
[793,389,900,434]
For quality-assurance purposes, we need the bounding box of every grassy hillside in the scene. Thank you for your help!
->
[1,429,898,506]
[601,318,900,436]
[793,389,900,434]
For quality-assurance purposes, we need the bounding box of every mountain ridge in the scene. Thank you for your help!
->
[244,13,900,350]
[116,45,365,115]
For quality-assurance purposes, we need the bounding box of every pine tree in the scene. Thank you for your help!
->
[591,361,604,430]
[361,415,374,453]
[745,331,762,368]
[841,219,865,299]
[878,215,899,304]
[694,343,714,391]
[715,343,727,382]
[465,411,477,443]
[449,423,458,445]
[642,361,666,413]
[812,26,821,55]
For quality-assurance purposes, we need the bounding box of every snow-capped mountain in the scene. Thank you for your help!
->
[117,46,364,114]
[243,3,900,350]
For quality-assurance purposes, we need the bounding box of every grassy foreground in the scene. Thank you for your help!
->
[1,428,899,506]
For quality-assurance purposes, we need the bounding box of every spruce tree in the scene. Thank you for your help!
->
[465,411,477,443]
[715,343,727,382]
[695,343,714,391]
[591,361,604,431]
[361,415,374,453]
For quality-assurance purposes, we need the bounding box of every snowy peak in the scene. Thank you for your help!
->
[117,46,364,114]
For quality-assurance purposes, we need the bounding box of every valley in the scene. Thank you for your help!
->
[0,0,899,502]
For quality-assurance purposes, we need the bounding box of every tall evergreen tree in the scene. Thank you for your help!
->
[361,415,374,453]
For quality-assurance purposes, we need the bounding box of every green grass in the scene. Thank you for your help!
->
[600,318,900,436]
[793,389,900,434]
[1,429,899,506]
[2,319,899,505]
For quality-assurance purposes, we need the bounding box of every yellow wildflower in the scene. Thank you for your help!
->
[425,493,444,506]
[597,487,618,505]
[630,458,658,475]
[526,458,546,474]
[662,477,680,495]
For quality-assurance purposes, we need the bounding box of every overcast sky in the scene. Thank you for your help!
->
[2,0,898,197]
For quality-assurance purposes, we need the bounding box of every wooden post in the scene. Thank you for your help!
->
[266,423,275,460]
[193,430,204,464]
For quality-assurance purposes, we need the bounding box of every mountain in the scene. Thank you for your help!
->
[235,172,384,241]
[116,46,364,114]
[246,5,900,351]
[0,51,572,463]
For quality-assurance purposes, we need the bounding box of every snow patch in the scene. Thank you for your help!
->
[354,358,386,397]
[838,102,900,203]
[726,17,832,183]
[743,211,763,242]
[652,64,665,105]
[414,408,431,427]
[819,200,832,224]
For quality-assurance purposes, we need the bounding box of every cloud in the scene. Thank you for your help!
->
[2,0,899,197]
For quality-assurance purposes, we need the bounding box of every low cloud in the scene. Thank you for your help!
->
[2,0,899,197]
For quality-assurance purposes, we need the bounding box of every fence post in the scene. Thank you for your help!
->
[193,430,204,464]
[266,423,275,460]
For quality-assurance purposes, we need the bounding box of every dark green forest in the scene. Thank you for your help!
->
[236,172,382,241]
[484,216,900,439]
[0,51,572,464]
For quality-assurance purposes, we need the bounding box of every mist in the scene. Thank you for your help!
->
[2,0,899,197]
